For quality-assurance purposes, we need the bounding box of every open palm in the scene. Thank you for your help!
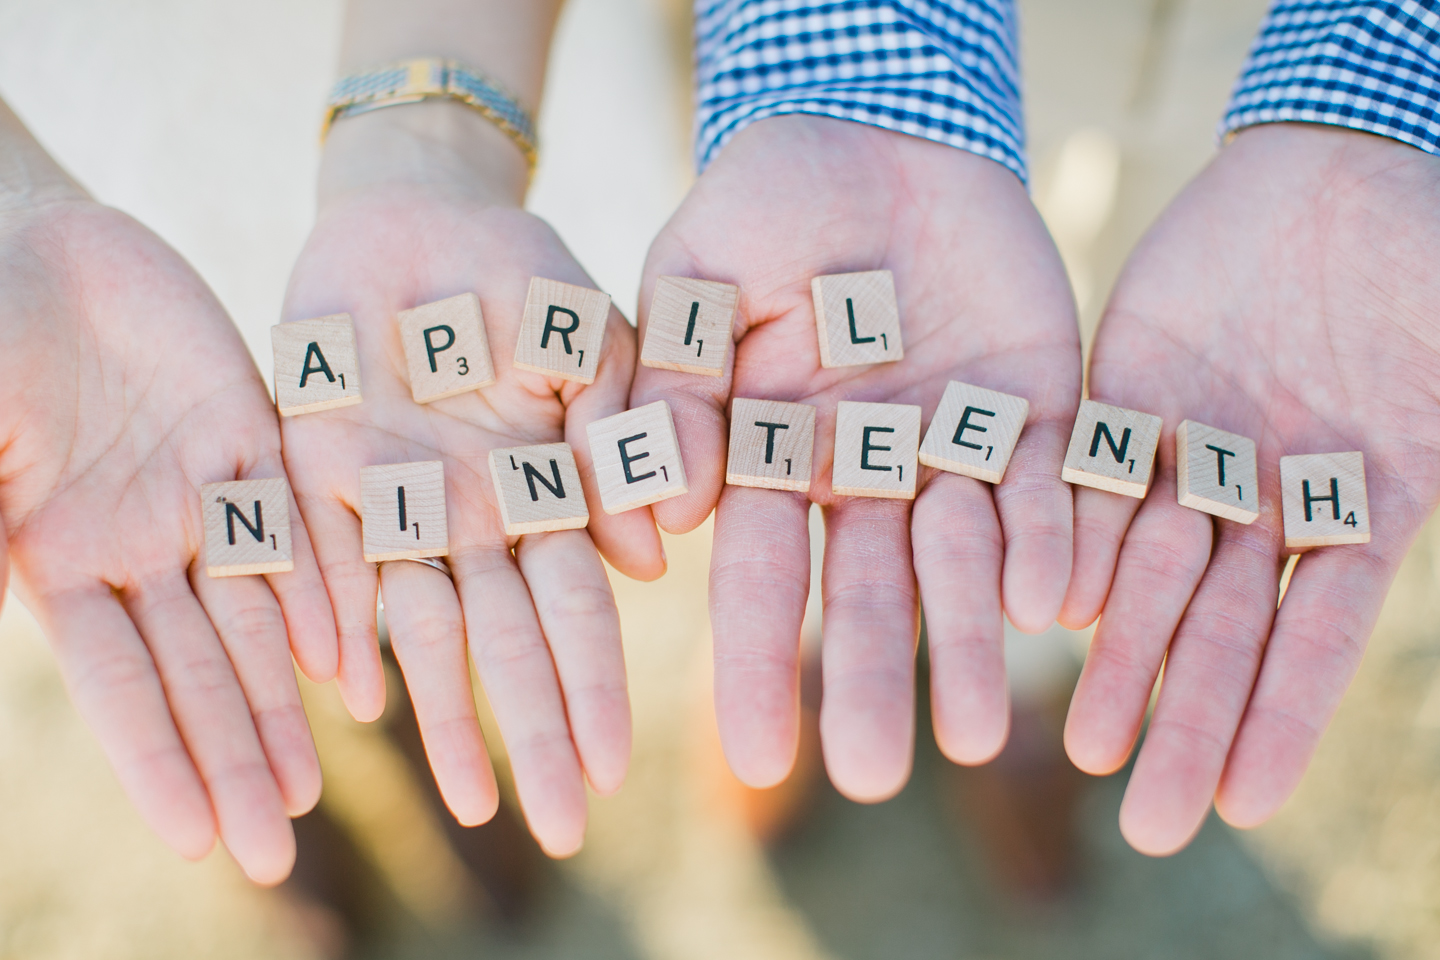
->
[0,197,337,884]
[280,183,663,856]
[1062,124,1440,854]
[631,116,1082,799]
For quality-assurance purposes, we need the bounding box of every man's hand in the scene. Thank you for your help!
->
[0,159,337,883]
[280,105,663,856]
[1061,124,1440,854]
[631,116,1082,800]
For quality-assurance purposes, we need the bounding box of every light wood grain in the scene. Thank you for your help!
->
[640,276,738,376]
[488,442,590,535]
[918,381,1029,483]
[832,400,921,499]
[1061,400,1163,498]
[1280,452,1370,547]
[586,400,688,514]
[810,270,904,369]
[272,314,363,416]
[398,292,496,403]
[360,461,449,562]
[201,478,294,577]
[512,277,610,384]
[1176,420,1259,524]
[726,398,816,492]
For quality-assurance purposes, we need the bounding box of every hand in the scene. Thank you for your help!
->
[280,106,662,856]
[0,150,337,882]
[1061,124,1440,854]
[631,116,1081,799]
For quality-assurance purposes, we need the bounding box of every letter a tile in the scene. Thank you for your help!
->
[488,442,590,536]
[1176,420,1259,524]
[832,400,921,499]
[1280,452,1370,547]
[513,277,610,384]
[726,398,816,492]
[398,292,496,403]
[586,400,688,515]
[201,478,294,577]
[919,381,1029,483]
[360,461,449,562]
[811,270,904,368]
[272,315,363,416]
[1061,400,1163,498]
[640,276,738,376]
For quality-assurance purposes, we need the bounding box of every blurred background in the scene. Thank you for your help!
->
[1,0,1438,957]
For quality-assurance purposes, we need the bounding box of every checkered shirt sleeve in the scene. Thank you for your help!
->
[1222,1,1440,155]
[694,0,1026,182]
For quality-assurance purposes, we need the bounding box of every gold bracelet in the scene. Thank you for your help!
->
[322,57,538,172]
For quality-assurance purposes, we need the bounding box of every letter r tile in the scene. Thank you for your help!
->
[513,277,610,384]
[586,400,688,515]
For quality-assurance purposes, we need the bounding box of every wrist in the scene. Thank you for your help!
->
[318,99,529,211]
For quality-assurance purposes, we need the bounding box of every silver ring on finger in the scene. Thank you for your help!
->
[380,555,454,581]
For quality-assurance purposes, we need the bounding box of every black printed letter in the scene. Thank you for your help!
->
[422,325,456,373]
[1302,477,1341,521]
[1089,422,1132,463]
[523,459,566,501]
[619,433,656,483]
[541,305,581,353]
[755,421,790,464]
[952,406,995,450]
[299,342,336,388]
[225,500,264,545]
[861,426,894,471]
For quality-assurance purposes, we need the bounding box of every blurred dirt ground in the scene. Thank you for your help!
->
[1,1,1438,958]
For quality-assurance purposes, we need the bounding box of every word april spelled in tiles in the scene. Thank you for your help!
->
[398,292,496,402]
[1062,400,1163,498]
[811,270,904,368]
[201,478,294,577]
[587,400,688,514]
[360,461,449,562]
[513,277,610,384]
[832,401,921,499]
[1280,452,1370,547]
[640,276,739,376]
[726,398,816,492]
[919,381,1029,483]
[489,442,590,535]
[272,314,363,416]
[1176,420,1259,524]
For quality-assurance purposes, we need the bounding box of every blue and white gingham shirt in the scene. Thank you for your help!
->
[1223,1,1440,153]
[694,0,1027,182]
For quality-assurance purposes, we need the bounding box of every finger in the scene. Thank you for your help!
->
[1064,467,1213,776]
[912,471,1008,764]
[1215,545,1396,828]
[452,544,588,857]
[191,566,322,818]
[291,491,384,721]
[995,415,1075,633]
[263,475,338,684]
[708,485,812,786]
[627,270,735,536]
[36,585,215,860]
[125,575,294,885]
[1117,526,1282,855]
[819,497,920,803]
[566,309,666,581]
[380,559,499,826]
[1058,484,1144,630]
[516,529,630,796]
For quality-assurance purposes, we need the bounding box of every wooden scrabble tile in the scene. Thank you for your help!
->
[360,461,449,562]
[512,277,610,384]
[1061,400,1163,498]
[640,276,738,376]
[832,401,921,499]
[1280,452,1370,547]
[397,292,496,403]
[726,398,816,492]
[1176,420,1260,524]
[918,381,1029,483]
[201,478,294,577]
[488,442,590,536]
[272,314,363,416]
[811,270,904,368]
[586,400,688,514]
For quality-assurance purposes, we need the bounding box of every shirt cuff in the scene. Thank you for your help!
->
[695,0,1027,183]
[1222,1,1440,155]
